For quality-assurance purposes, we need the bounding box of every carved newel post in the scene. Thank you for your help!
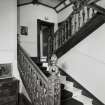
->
[48,54,61,105]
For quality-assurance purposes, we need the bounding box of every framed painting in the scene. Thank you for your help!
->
[0,63,12,79]
[21,26,28,35]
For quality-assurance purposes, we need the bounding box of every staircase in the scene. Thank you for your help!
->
[32,59,94,105]
[48,2,105,58]
[17,1,105,105]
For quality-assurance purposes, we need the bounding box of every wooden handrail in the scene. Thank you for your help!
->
[87,4,105,15]
[17,44,61,105]
[18,44,48,82]
[48,2,105,58]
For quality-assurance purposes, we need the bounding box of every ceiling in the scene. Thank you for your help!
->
[17,0,72,12]
[17,0,99,13]
[38,0,65,8]
[18,0,65,8]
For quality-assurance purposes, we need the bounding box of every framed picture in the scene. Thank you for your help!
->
[0,63,12,79]
[21,26,28,35]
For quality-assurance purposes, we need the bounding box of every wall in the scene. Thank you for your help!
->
[58,23,105,104]
[0,0,19,78]
[57,5,73,23]
[97,0,105,9]
[0,0,29,101]
[18,4,58,57]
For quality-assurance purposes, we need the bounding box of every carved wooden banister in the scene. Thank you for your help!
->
[17,44,61,105]
[48,1,104,58]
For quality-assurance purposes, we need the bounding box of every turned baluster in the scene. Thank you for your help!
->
[59,29,62,47]
[92,8,95,17]
[48,54,61,105]
[82,7,85,25]
[71,14,75,35]
[78,11,81,30]
[58,31,60,48]
[55,32,58,50]
[54,35,57,51]
[62,25,65,44]
[87,7,90,20]
[57,32,59,49]
[51,37,53,56]
[63,22,66,43]
[71,16,73,36]
[69,16,72,37]
[76,13,79,32]
[53,36,55,52]
[68,17,71,38]
[61,27,63,46]
[48,36,52,59]
[74,13,77,34]
[66,20,69,40]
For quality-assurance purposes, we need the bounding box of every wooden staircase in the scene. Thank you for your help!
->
[33,59,94,105]
[48,3,105,58]
[17,1,105,105]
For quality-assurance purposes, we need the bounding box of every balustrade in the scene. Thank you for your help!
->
[17,44,60,105]
[48,0,98,57]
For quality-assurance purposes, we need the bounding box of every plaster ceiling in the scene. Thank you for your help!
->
[17,0,65,8]
[17,0,99,13]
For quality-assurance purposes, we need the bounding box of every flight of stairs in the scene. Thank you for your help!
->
[32,58,93,105]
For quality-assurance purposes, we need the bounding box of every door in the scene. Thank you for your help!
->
[42,27,50,57]
[37,20,54,61]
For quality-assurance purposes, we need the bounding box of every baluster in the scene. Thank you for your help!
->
[74,13,77,34]
[62,26,64,44]
[59,29,62,48]
[48,54,61,105]
[51,37,54,54]
[57,30,60,48]
[56,33,58,50]
[64,22,66,43]
[55,35,58,52]
[48,36,50,54]
[89,8,93,19]
[92,8,95,17]
[69,16,72,38]
[78,11,81,30]
[66,20,68,40]
[82,7,85,25]
[62,26,65,44]
[59,29,62,47]
[53,36,55,52]
[18,44,60,105]
[85,6,88,23]
[61,27,63,46]
[68,17,70,38]
[87,7,90,20]
[71,14,75,35]
[76,13,79,32]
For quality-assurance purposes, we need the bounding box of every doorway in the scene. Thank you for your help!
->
[37,19,54,61]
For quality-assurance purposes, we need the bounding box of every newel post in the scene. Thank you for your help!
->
[48,54,61,105]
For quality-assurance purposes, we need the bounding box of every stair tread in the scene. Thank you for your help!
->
[61,98,83,105]
[65,80,74,87]
[60,75,67,84]
[61,89,73,100]
[43,62,48,67]
[38,66,51,77]
[35,62,43,67]
[31,59,94,105]
[73,87,82,93]
[73,95,93,104]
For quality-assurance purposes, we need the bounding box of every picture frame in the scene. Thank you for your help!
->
[21,26,28,35]
[0,63,12,79]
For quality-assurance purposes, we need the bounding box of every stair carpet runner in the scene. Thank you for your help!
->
[34,60,93,105]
